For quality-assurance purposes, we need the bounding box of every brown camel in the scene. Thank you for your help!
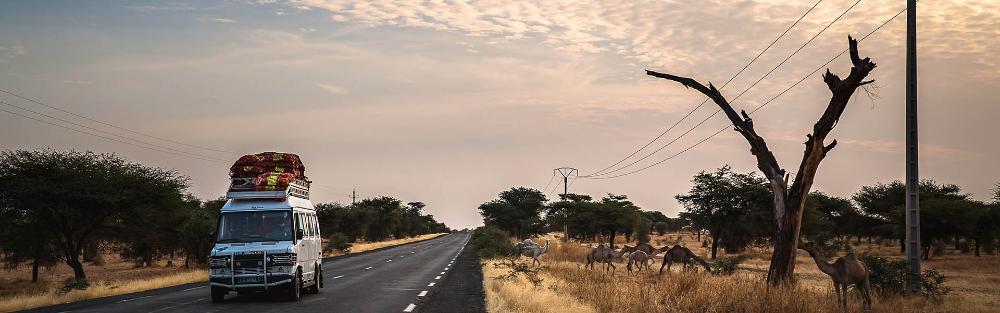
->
[586,244,623,274]
[627,250,662,275]
[658,245,710,274]
[619,242,656,256]
[799,242,872,310]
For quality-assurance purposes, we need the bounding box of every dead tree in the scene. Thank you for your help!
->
[647,36,876,286]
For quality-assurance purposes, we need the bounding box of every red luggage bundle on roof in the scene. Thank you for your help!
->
[229,152,306,180]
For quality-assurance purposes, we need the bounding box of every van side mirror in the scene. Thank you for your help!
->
[296,229,304,240]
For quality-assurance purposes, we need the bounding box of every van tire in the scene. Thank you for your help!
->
[211,287,226,303]
[286,270,302,301]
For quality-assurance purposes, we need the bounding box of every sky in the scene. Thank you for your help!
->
[1,0,998,230]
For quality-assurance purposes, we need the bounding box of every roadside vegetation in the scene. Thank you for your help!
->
[0,149,450,312]
[474,168,1000,312]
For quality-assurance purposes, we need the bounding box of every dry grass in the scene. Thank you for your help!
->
[483,260,597,313]
[486,233,1000,313]
[0,233,448,312]
[322,233,447,257]
[0,270,205,313]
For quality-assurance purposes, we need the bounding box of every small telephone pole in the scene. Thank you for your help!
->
[554,167,578,242]
[352,188,357,206]
[904,0,921,293]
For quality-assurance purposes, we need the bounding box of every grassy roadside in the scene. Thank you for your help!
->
[0,233,448,313]
[483,233,999,313]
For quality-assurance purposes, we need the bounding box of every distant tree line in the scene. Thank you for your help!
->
[477,187,683,249]
[476,165,1000,261]
[675,166,1000,260]
[316,198,450,247]
[0,149,451,285]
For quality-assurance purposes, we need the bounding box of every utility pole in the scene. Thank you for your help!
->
[554,167,578,243]
[352,188,357,206]
[905,0,921,293]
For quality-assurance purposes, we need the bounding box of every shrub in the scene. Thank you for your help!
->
[860,254,951,298]
[711,254,749,275]
[492,258,543,286]
[921,269,952,300]
[474,226,514,259]
[326,232,352,252]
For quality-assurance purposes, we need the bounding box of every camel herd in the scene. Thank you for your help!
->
[514,238,873,310]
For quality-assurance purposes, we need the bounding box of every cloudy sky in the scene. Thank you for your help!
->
[1,0,998,229]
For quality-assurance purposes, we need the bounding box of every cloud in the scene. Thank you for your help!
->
[284,0,1000,82]
[210,18,238,23]
[315,83,350,95]
[0,45,26,62]
[126,3,197,13]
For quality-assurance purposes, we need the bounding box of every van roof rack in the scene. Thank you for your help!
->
[226,177,310,200]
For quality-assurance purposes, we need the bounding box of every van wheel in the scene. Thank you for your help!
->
[211,287,226,303]
[286,270,302,301]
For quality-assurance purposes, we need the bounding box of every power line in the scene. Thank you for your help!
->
[0,106,230,163]
[587,5,907,180]
[585,0,825,177]
[1,100,231,162]
[585,0,863,178]
[539,171,557,194]
[0,88,236,154]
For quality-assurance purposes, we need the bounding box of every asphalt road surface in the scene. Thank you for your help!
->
[26,232,474,313]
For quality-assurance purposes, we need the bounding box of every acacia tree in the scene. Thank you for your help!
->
[647,37,876,285]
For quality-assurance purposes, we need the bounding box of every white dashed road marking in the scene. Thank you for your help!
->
[182,286,206,292]
[333,275,344,279]
[440,272,445,275]
[418,290,428,297]
[365,266,373,270]
[404,303,417,312]
[119,295,152,302]
[428,282,435,287]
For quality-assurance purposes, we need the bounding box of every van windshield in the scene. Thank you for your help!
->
[216,211,292,243]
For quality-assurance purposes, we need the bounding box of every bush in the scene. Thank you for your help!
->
[473,226,514,259]
[326,232,352,252]
[860,255,951,298]
[711,254,749,275]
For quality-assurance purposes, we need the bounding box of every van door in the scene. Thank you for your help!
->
[295,211,316,281]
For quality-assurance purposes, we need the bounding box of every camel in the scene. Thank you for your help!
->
[627,250,662,275]
[658,245,710,274]
[586,244,624,274]
[619,242,656,256]
[518,239,549,267]
[799,241,872,310]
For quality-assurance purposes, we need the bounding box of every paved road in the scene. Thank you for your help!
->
[28,233,472,313]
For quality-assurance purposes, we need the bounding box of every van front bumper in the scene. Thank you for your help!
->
[210,274,293,290]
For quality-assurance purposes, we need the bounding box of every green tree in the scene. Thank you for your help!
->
[854,180,979,258]
[0,150,188,282]
[479,187,546,239]
[177,197,222,267]
[675,166,772,259]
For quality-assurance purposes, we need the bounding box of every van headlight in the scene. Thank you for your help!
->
[267,253,296,266]
[209,256,231,268]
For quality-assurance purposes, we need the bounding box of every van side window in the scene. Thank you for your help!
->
[312,215,320,237]
[306,214,314,237]
[307,214,316,237]
[294,212,302,236]
[305,214,313,237]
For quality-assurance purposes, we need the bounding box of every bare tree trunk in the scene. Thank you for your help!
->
[711,228,721,260]
[31,258,40,283]
[646,37,875,286]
